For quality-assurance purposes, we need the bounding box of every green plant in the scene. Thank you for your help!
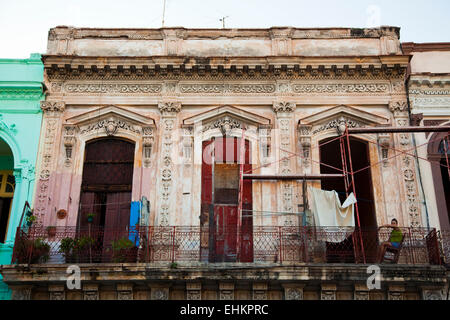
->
[86,213,96,222]
[170,262,178,269]
[16,238,50,264]
[26,215,37,225]
[59,236,95,262]
[111,237,137,263]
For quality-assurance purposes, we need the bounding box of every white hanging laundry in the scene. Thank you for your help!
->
[308,187,356,243]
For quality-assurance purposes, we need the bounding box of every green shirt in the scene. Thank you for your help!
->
[389,229,403,243]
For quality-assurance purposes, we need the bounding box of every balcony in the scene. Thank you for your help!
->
[11,225,447,266]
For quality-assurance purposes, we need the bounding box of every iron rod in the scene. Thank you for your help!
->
[348,126,450,134]
[243,174,344,180]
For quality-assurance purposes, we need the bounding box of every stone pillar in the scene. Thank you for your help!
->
[388,284,405,300]
[298,124,312,173]
[186,282,202,300]
[389,100,422,227]
[321,284,337,300]
[353,284,369,300]
[49,284,66,300]
[273,101,296,226]
[117,283,133,300]
[149,284,170,300]
[219,282,234,300]
[142,127,155,168]
[252,282,268,300]
[83,284,99,300]
[282,284,304,300]
[10,286,32,300]
[157,101,181,226]
[34,101,65,226]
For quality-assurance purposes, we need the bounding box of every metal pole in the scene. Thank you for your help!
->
[162,0,166,27]
[236,129,246,261]
[344,126,366,264]
[348,126,450,134]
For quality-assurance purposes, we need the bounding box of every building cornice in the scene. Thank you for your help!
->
[43,55,409,79]
[402,42,450,54]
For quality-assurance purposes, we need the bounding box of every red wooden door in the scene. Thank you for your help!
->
[201,140,214,261]
[240,139,253,262]
[213,205,238,262]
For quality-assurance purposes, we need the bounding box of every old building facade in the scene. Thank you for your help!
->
[1,27,448,300]
[0,54,44,299]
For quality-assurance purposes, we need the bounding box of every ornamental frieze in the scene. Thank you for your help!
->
[292,83,389,94]
[63,83,162,94]
[79,118,141,136]
[179,83,276,94]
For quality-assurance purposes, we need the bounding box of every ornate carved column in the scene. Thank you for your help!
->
[117,283,133,300]
[157,101,181,226]
[389,100,422,227]
[34,101,65,225]
[49,285,66,300]
[252,282,268,300]
[63,125,77,167]
[219,282,235,300]
[259,125,272,165]
[186,282,202,300]
[298,124,312,172]
[321,284,337,300]
[83,284,99,300]
[273,101,296,226]
[142,126,155,168]
[377,133,391,167]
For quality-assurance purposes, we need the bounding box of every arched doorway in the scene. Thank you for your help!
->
[428,133,450,230]
[78,138,135,261]
[0,138,15,245]
[319,136,377,262]
[201,137,253,262]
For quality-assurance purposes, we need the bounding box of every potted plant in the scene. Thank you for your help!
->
[86,213,96,223]
[26,214,37,227]
[46,226,57,237]
[111,237,137,263]
[59,236,95,263]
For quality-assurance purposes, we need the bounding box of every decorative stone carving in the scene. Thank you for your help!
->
[0,114,18,135]
[11,287,32,300]
[157,101,181,226]
[321,284,337,300]
[389,100,408,118]
[284,287,304,300]
[142,127,154,168]
[83,284,99,300]
[40,101,65,114]
[63,125,77,167]
[64,83,162,94]
[354,284,369,300]
[186,283,201,300]
[117,284,133,300]
[179,84,276,94]
[388,285,405,301]
[151,287,169,300]
[158,101,182,116]
[252,283,268,300]
[422,289,444,300]
[292,83,389,94]
[259,126,272,162]
[79,117,141,136]
[202,116,242,136]
[410,113,423,127]
[49,285,66,300]
[378,133,391,166]
[312,116,363,135]
[273,101,295,114]
[182,126,194,163]
[219,283,234,300]
[298,125,312,169]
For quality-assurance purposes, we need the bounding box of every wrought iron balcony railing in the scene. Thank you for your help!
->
[11,225,445,266]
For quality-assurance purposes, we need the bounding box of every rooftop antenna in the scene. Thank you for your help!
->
[219,16,229,28]
[162,0,167,27]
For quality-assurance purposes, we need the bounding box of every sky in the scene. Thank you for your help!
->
[0,0,449,59]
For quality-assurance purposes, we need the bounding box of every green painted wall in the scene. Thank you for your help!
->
[0,53,44,299]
